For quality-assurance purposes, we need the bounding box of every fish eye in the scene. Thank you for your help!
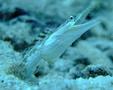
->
[69,16,74,20]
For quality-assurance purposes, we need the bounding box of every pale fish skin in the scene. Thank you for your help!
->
[25,3,101,78]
